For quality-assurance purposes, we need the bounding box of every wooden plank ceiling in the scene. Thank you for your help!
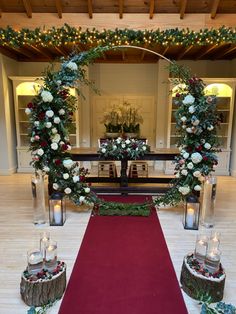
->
[1,0,236,62]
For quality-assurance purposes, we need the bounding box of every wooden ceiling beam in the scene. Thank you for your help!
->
[54,46,67,57]
[140,50,146,61]
[162,46,169,56]
[211,0,220,19]
[119,0,123,19]
[22,0,32,18]
[88,0,93,19]
[177,45,193,60]
[26,45,53,61]
[55,0,63,19]
[214,45,236,59]
[122,50,125,61]
[195,45,217,60]
[0,46,19,60]
[180,0,187,19]
[9,46,34,59]
[149,0,155,19]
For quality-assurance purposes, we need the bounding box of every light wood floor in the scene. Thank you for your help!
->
[0,174,236,314]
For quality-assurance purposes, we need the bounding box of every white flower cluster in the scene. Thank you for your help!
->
[178,186,190,195]
[41,90,53,103]
[66,61,78,71]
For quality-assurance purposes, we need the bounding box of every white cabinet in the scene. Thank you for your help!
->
[10,77,79,172]
[166,78,236,175]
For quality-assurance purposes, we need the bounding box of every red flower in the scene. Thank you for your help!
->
[196,145,203,151]
[80,176,85,182]
[40,141,47,147]
[176,93,180,98]
[62,144,68,150]
[27,102,34,109]
[38,112,45,120]
[203,156,208,161]
[55,159,61,165]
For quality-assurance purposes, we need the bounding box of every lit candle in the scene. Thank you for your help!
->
[54,204,62,224]
[194,235,208,263]
[209,231,221,250]
[27,249,43,275]
[186,207,194,228]
[205,248,221,273]
[28,251,43,265]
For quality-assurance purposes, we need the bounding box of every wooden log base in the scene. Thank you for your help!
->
[20,262,66,307]
[180,254,225,302]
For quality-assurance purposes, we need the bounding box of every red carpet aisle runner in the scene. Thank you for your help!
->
[59,196,188,314]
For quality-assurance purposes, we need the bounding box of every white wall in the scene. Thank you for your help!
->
[0,54,18,174]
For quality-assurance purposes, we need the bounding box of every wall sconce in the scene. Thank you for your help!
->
[183,195,200,230]
[49,192,66,226]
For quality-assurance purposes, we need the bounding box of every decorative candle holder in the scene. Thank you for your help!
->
[205,248,222,273]
[27,249,43,275]
[201,176,217,228]
[31,171,46,225]
[183,195,200,230]
[45,240,57,272]
[194,234,209,263]
[40,231,50,259]
[49,192,66,226]
[208,231,221,251]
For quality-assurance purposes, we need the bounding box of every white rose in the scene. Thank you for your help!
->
[51,134,61,143]
[56,80,62,86]
[186,127,193,133]
[51,143,58,150]
[113,145,117,150]
[79,196,85,203]
[116,138,121,144]
[180,116,187,122]
[45,122,52,128]
[191,152,203,164]
[52,127,58,134]
[207,125,214,131]
[125,139,131,144]
[187,162,194,169]
[66,61,78,71]
[30,137,35,142]
[193,170,201,177]
[63,159,74,169]
[73,176,80,183]
[41,90,53,103]
[194,185,202,191]
[183,94,195,105]
[101,148,106,153]
[188,105,196,114]
[43,166,50,172]
[178,186,190,195]
[54,117,61,124]
[63,173,69,180]
[46,110,54,118]
[84,187,90,193]
[142,146,147,151]
[67,145,72,151]
[59,109,65,115]
[34,121,40,126]
[136,147,139,151]
[64,187,72,194]
[182,125,186,129]
[181,169,188,176]
[175,172,180,178]
[37,148,44,156]
[183,152,189,159]
[192,119,200,126]
[204,143,211,150]
[53,183,59,190]
[121,144,126,148]
[25,108,31,115]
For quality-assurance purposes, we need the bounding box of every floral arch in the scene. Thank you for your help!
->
[26,45,219,206]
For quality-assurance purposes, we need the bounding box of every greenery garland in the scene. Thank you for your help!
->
[1,24,236,48]
[26,43,219,207]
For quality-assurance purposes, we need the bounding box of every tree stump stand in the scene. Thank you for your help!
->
[20,262,66,307]
[180,254,225,302]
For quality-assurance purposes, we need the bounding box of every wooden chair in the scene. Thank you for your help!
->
[129,161,148,178]
[97,139,117,178]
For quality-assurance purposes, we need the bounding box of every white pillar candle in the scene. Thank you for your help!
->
[186,207,195,228]
[54,204,62,224]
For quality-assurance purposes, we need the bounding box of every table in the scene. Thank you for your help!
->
[71,147,179,194]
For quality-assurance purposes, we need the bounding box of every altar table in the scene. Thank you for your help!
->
[71,148,179,194]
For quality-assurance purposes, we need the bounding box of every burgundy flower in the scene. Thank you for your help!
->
[62,144,68,150]
[176,93,180,98]
[55,159,61,165]
[80,176,85,182]
[40,141,47,147]
[38,112,45,120]
[27,102,34,109]
[203,156,208,161]
[196,145,203,152]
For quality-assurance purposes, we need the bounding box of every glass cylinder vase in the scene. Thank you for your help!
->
[201,175,217,228]
[31,171,46,225]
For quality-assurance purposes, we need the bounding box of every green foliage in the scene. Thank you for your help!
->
[97,200,151,216]
[1,24,236,48]
[200,301,236,314]
[27,300,56,314]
